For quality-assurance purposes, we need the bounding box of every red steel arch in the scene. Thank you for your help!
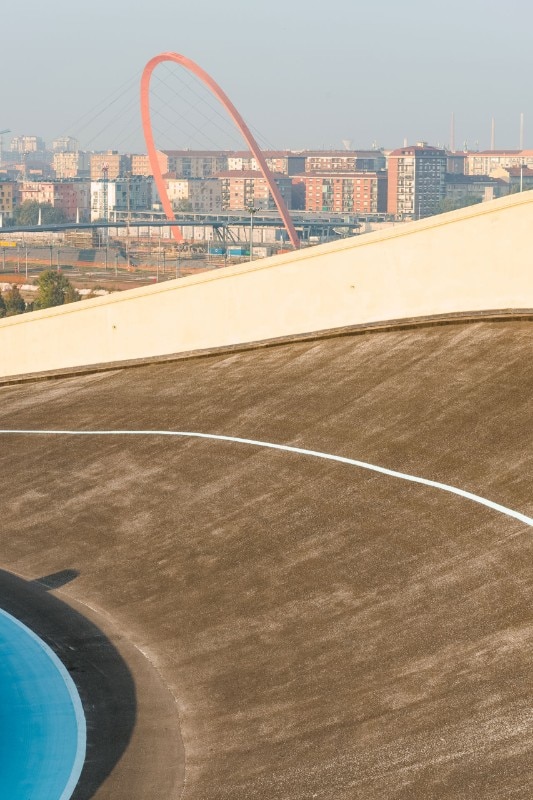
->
[140,52,300,249]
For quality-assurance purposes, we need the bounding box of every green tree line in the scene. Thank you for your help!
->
[0,270,79,318]
[5,200,68,227]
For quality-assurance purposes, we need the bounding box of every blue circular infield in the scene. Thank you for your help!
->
[0,608,86,799]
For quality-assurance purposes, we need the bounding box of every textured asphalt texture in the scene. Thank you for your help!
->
[0,320,532,799]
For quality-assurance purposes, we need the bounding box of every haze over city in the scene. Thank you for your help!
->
[4,0,533,152]
[1,1,533,799]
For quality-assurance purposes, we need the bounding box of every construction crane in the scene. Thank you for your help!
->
[0,129,10,167]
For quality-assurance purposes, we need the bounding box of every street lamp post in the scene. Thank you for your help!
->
[156,229,162,281]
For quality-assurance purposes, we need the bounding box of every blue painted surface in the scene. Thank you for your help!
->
[0,608,86,800]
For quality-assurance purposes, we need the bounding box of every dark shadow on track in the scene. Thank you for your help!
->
[32,568,80,591]
[0,568,136,800]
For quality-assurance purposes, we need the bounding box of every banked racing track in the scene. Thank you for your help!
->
[0,319,532,799]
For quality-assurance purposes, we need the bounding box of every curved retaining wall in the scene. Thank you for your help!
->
[1,192,532,378]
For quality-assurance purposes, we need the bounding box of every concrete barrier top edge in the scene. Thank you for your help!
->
[0,190,532,331]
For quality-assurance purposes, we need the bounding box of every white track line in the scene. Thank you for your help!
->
[1,429,532,528]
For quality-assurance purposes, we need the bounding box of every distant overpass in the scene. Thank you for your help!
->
[0,211,366,242]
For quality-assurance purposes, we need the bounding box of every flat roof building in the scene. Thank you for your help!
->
[217,170,293,211]
[294,171,388,214]
[387,143,447,219]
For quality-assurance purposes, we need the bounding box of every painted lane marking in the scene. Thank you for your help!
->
[1,429,532,528]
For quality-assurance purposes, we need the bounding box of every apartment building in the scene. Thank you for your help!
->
[304,151,386,173]
[90,176,153,221]
[164,177,222,213]
[53,151,90,179]
[387,143,447,218]
[0,155,53,180]
[464,150,533,176]
[447,152,468,174]
[444,174,507,205]
[52,136,79,153]
[131,148,388,183]
[10,135,46,154]
[131,154,153,176]
[489,165,533,192]
[19,180,91,222]
[90,151,132,181]
[226,151,306,176]
[0,180,16,220]
[159,151,229,179]
[294,171,388,214]
[218,170,293,211]
[131,154,150,176]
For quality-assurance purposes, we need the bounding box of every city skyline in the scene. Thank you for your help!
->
[3,0,533,154]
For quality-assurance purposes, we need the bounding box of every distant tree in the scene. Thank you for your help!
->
[0,290,6,318]
[12,201,68,227]
[63,282,81,304]
[33,270,80,310]
[437,196,482,215]
[4,284,26,316]
[175,199,193,212]
[508,183,532,195]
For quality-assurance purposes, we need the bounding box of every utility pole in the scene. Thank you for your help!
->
[125,172,131,268]
[248,206,258,261]
[156,229,161,281]
[102,162,109,223]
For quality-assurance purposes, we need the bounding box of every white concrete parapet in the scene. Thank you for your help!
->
[1,192,532,379]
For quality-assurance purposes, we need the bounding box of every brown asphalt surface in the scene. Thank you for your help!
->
[0,320,532,799]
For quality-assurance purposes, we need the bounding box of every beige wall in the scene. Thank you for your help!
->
[1,192,533,379]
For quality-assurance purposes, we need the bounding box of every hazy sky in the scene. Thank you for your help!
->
[3,0,533,153]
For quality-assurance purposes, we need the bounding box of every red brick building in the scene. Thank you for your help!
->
[217,170,293,211]
[19,180,91,222]
[294,171,388,214]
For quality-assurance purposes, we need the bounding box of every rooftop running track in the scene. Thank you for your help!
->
[0,319,531,799]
